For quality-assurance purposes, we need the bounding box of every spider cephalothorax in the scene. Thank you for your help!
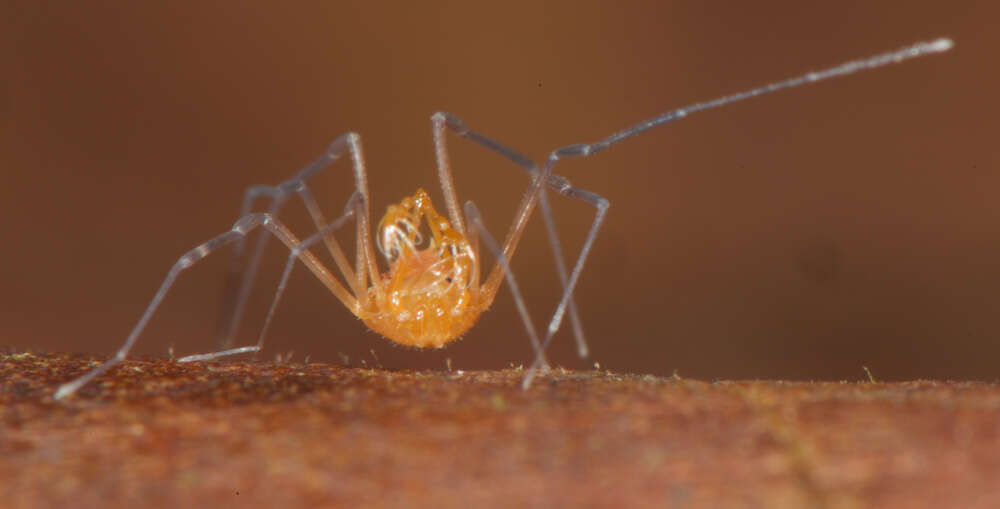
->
[361,189,482,348]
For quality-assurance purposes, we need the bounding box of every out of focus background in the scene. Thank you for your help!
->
[2,2,996,381]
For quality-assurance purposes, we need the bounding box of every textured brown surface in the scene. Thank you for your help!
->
[2,352,1000,508]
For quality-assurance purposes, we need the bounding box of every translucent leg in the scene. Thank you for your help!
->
[218,133,377,348]
[436,38,953,387]
[432,112,593,363]
[55,213,354,400]
[178,195,362,363]
[463,201,548,371]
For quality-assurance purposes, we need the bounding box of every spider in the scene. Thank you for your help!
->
[54,38,952,399]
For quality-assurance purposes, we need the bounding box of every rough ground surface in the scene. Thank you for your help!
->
[2,352,999,508]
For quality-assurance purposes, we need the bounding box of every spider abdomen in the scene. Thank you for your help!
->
[362,282,481,348]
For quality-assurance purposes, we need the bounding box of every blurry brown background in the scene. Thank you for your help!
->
[2,2,996,381]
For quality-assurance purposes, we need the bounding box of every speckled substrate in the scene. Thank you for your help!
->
[2,352,999,508]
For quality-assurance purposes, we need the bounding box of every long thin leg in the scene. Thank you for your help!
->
[523,177,606,387]
[218,133,378,348]
[215,186,283,348]
[179,195,362,363]
[579,38,952,158]
[535,186,594,358]
[54,213,355,400]
[527,38,953,371]
[463,201,549,370]
[432,112,591,359]
[444,37,953,384]
[431,113,466,236]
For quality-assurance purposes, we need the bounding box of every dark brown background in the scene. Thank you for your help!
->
[2,2,996,381]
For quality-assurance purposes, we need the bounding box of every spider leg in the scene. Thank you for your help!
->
[448,137,610,388]
[439,38,954,387]
[218,133,378,349]
[178,194,362,363]
[463,201,549,371]
[54,213,355,400]
[432,112,591,362]
[535,187,591,358]
[525,149,608,388]
[523,38,954,368]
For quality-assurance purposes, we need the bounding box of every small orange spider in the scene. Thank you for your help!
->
[55,38,952,399]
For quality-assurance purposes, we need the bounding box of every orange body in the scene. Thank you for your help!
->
[358,189,484,348]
